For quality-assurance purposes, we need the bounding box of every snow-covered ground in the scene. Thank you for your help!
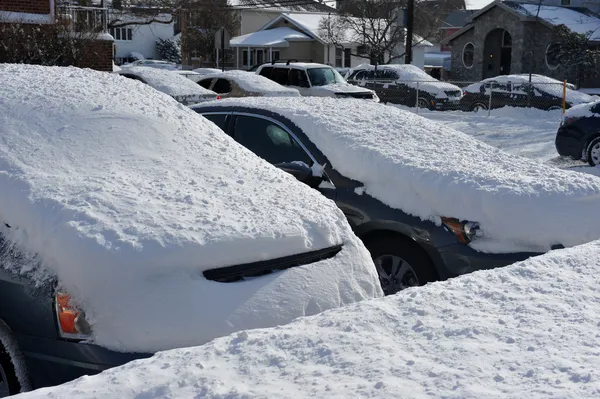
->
[19,239,600,399]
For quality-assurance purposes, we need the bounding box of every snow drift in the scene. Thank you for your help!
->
[205,97,600,253]
[18,240,600,399]
[0,65,381,353]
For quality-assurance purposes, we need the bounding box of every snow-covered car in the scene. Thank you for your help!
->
[173,70,203,83]
[191,67,223,76]
[197,70,300,98]
[18,239,600,399]
[256,62,378,101]
[556,99,600,166]
[194,97,600,295]
[116,66,219,105]
[0,64,381,394]
[460,74,595,112]
[346,64,463,110]
[121,59,178,70]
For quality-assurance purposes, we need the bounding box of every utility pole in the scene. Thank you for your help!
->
[405,0,414,65]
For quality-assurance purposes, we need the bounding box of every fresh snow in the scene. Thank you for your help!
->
[563,99,600,119]
[0,64,381,353]
[513,4,600,41]
[200,70,301,97]
[205,97,600,253]
[18,239,600,399]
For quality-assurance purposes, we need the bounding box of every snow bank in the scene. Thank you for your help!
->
[207,97,600,253]
[200,70,300,97]
[0,65,381,352]
[19,240,600,399]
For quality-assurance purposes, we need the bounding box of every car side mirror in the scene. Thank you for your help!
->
[275,162,323,188]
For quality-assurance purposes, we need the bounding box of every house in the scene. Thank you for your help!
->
[0,0,114,71]
[442,0,600,86]
[439,10,475,51]
[230,11,432,69]
[109,10,175,64]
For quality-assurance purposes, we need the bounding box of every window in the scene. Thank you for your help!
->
[335,48,343,67]
[269,50,280,62]
[259,66,273,78]
[381,70,398,81]
[198,79,213,90]
[545,42,562,70]
[289,69,310,87]
[354,70,367,80]
[344,49,351,68]
[212,79,232,94]
[306,68,344,86]
[233,116,313,165]
[242,50,254,66]
[203,114,229,131]
[462,42,474,69]
[561,0,570,5]
[502,31,512,47]
[110,27,133,41]
[271,68,289,85]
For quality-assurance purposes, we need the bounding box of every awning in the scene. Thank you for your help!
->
[230,27,313,48]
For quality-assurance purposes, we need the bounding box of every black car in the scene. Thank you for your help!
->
[345,64,463,110]
[556,100,600,166]
[194,101,540,296]
[460,75,594,112]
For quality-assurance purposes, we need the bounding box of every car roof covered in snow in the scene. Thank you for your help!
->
[18,238,600,399]
[197,96,600,253]
[0,64,379,352]
[200,70,300,96]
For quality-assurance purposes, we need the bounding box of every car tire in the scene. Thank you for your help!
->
[364,234,438,296]
[470,102,488,112]
[587,136,600,167]
[0,342,21,396]
[417,98,431,110]
[546,105,562,111]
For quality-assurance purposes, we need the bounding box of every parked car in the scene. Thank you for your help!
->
[174,70,203,83]
[116,66,219,105]
[191,67,223,76]
[346,64,463,110]
[256,61,378,101]
[121,59,177,70]
[0,65,381,394]
[197,70,300,98]
[556,99,600,166]
[193,97,600,296]
[460,74,595,112]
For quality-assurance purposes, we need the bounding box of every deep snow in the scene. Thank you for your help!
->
[200,70,301,97]
[17,239,600,399]
[203,97,600,253]
[0,64,381,353]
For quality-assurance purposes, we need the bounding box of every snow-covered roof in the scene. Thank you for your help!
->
[116,66,217,103]
[506,2,600,40]
[0,64,380,353]
[202,96,600,253]
[199,70,300,96]
[19,238,600,398]
[230,26,313,47]
[228,0,335,12]
[464,0,494,9]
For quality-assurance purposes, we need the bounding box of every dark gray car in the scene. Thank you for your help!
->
[193,105,542,295]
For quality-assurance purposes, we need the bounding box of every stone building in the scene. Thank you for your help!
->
[442,0,600,87]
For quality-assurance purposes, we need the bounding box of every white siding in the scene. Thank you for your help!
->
[113,22,174,60]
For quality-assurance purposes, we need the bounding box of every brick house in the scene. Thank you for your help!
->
[0,0,114,71]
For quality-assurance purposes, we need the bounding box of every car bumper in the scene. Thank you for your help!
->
[435,101,461,111]
[555,126,585,159]
[16,333,151,390]
[434,243,541,279]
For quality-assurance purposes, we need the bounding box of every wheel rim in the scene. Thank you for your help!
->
[473,103,487,112]
[590,141,600,166]
[0,362,10,398]
[373,255,419,295]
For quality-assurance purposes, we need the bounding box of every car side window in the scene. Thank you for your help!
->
[203,114,229,132]
[591,103,600,114]
[270,68,289,85]
[198,79,213,90]
[289,69,310,87]
[212,79,232,94]
[259,67,273,78]
[233,115,313,165]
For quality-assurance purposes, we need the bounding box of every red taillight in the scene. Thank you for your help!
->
[216,95,221,100]
[55,291,91,338]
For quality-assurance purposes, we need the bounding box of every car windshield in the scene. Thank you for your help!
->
[306,68,345,86]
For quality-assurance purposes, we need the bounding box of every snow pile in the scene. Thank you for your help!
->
[19,240,600,399]
[116,66,217,103]
[207,97,600,253]
[0,65,381,353]
[563,99,600,119]
[201,70,300,97]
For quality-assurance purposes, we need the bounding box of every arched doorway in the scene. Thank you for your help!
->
[482,29,512,78]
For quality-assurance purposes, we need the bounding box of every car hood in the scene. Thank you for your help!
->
[0,65,381,352]
[312,82,374,95]
[206,97,600,254]
[405,81,462,98]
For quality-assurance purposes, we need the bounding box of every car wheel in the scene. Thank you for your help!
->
[364,235,438,296]
[587,136,600,166]
[0,342,21,397]
[417,98,430,110]
[470,102,488,112]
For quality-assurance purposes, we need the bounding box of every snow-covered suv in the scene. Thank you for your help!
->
[256,62,378,101]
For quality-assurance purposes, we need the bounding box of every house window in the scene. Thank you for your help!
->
[110,27,133,41]
[462,42,474,69]
[545,42,562,70]
[502,31,512,47]
[242,50,254,66]
[344,48,351,67]
[335,48,343,67]
[561,0,570,5]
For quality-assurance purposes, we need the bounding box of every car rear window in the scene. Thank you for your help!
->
[259,67,273,79]
[212,79,232,94]
[271,68,289,85]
